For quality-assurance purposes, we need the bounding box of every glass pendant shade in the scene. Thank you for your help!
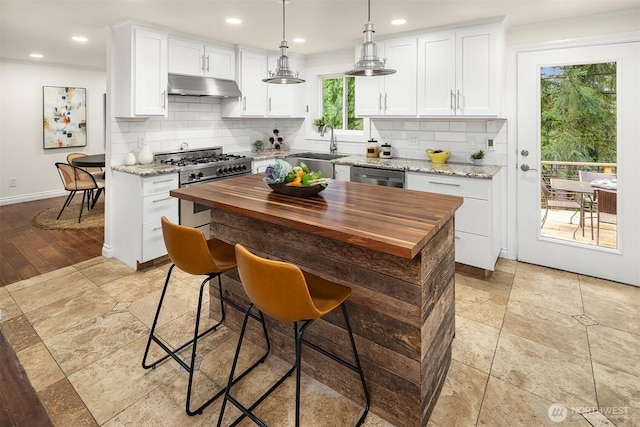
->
[345,1,396,76]
[263,1,305,84]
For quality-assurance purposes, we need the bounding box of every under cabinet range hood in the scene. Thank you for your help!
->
[167,74,241,98]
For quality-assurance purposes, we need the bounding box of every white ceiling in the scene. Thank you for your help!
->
[1,0,638,69]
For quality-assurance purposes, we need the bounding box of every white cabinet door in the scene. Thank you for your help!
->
[113,24,168,118]
[334,164,350,181]
[205,44,235,80]
[455,25,499,116]
[417,24,500,117]
[382,37,417,115]
[417,31,456,116]
[133,28,168,116]
[168,37,204,76]
[267,55,294,116]
[240,51,268,116]
[354,36,417,116]
[252,159,272,174]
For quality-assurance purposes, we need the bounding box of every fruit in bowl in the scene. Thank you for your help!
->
[263,159,330,197]
[426,149,452,164]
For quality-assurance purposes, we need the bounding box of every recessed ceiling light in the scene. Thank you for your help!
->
[391,19,407,25]
[225,18,242,25]
[292,38,305,43]
[72,36,88,42]
[30,53,43,58]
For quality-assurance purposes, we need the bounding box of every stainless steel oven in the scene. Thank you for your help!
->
[155,147,252,238]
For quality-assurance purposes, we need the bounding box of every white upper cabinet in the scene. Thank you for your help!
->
[168,37,235,80]
[355,36,417,116]
[113,24,168,118]
[417,23,502,116]
[222,49,306,118]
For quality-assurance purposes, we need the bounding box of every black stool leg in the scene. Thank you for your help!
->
[142,264,177,369]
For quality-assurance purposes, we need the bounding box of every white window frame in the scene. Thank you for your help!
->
[317,74,366,140]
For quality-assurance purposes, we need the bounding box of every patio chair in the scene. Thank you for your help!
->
[595,188,617,245]
[540,181,581,229]
[578,170,617,235]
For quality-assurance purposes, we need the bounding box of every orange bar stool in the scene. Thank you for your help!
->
[142,217,270,416]
[217,244,370,427]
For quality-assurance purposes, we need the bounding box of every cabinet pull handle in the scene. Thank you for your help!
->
[455,235,461,240]
[161,91,166,109]
[268,97,272,112]
[153,226,163,231]
[201,54,205,72]
[457,90,461,110]
[243,96,247,111]
[450,90,455,110]
[428,181,461,187]
[384,93,388,111]
[379,93,382,111]
[206,55,210,72]
[152,197,173,203]
[153,179,174,184]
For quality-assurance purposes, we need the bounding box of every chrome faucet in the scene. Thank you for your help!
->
[180,141,189,151]
[321,124,338,154]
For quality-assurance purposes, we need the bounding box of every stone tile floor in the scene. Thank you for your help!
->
[0,256,638,426]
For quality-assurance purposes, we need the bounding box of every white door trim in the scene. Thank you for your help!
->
[505,31,640,262]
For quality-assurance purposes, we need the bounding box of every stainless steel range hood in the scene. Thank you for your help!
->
[167,74,241,98]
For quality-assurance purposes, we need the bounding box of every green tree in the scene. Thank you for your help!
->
[540,63,617,163]
[322,77,343,129]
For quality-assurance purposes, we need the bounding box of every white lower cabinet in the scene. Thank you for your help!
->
[112,171,179,269]
[252,159,272,174]
[406,171,502,270]
[334,164,350,181]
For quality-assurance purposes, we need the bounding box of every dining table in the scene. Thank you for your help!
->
[550,178,604,239]
[70,153,106,168]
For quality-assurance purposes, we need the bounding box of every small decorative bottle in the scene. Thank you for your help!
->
[137,144,154,165]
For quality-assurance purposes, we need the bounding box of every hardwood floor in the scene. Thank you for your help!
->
[0,197,104,287]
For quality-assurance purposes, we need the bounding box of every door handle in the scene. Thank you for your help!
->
[520,164,538,172]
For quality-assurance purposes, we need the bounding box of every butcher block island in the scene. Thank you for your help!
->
[170,173,462,426]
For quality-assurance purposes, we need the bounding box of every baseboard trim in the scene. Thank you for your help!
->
[0,190,66,206]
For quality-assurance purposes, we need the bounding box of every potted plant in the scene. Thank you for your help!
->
[312,117,325,132]
[253,139,263,152]
[471,149,485,166]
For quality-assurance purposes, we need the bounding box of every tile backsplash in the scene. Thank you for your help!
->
[110,95,507,167]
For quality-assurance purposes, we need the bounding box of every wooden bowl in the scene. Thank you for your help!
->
[268,182,326,198]
[426,149,452,164]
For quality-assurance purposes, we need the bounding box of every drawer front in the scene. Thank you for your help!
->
[142,194,178,224]
[456,198,490,236]
[454,231,495,270]
[141,221,168,262]
[142,174,179,196]
[406,172,490,200]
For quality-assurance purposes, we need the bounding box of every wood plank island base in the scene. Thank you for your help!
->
[170,174,462,426]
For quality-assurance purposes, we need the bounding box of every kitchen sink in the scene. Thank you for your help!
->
[285,152,348,179]
[288,152,347,161]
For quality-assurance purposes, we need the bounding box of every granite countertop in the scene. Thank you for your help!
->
[111,164,180,176]
[334,155,502,179]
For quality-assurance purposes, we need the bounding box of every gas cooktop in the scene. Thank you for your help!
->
[154,147,253,183]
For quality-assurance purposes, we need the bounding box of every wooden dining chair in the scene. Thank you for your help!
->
[55,162,105,223]
[67,152,104,179]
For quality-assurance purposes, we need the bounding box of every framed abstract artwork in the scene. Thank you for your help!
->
[43,86,87,149]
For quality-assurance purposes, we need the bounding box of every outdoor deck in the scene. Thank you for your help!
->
[541,208,617,249]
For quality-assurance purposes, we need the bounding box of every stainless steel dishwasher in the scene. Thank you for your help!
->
[350,166,405,188]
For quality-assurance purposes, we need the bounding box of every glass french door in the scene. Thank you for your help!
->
[516,41,640,286]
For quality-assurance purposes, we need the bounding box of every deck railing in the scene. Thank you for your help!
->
[541,161,617,183]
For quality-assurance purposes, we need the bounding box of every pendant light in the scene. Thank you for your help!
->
[263,0,305,84]
[345,0,396,76]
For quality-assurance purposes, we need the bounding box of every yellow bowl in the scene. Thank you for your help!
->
[426,149,451,164]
